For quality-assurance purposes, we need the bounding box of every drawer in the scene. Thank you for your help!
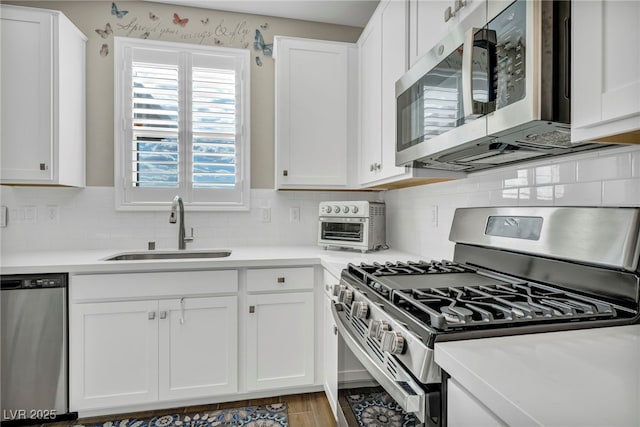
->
[246,267,314,292]
[71,270,238,302]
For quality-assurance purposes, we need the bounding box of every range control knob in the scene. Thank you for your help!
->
[368,319,389,339]
[381,331,405,354]
[332,284,345,297]
[350,301,369,319]
[342,206,349,214]
[338,289,353,305]
[326,205,332,213]
[333,205,341,214]
[351,206,359,214]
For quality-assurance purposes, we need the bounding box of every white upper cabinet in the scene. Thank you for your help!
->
[572,0,640,143]
[274,37,358,189]
[408,0,485,68]
[359,0,463,188]
[0,5,86,187]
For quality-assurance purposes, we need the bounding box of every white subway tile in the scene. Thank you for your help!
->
[489,188,519,206]
[518,186,554,206]
[632,149,640,178]
[503,167,533,188]
[553,182,602,206]
[576,153,632,182]
[602,178,640,205]
[534,162,576,185]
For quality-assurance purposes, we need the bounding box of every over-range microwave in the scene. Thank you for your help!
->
[396,0,610,172]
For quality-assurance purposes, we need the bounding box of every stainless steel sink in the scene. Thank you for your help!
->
[103,250,232,261]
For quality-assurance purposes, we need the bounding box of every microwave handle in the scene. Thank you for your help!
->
[462,27,497,119]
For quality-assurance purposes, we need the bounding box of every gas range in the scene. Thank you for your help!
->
[331,207,640,425]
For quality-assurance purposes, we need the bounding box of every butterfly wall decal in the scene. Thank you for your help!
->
[95,23,112,39]
[142,32,150,39]
[253,29,272,57]
[149,12,159,21]
[255,56,263,67]
[111,2,128,19]
[173,13,189,27]
[100,44,109,57]
[260,22,269,30]
[201,18,209,25]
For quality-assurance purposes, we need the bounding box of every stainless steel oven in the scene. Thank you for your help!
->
[318,201,386,253]
[330,207,640,426]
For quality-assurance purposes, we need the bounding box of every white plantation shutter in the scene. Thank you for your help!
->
[114,38,250,210]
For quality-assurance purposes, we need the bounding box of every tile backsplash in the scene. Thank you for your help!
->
[0,188,380,253]
[385,145,640,260]
[1,145,638,256]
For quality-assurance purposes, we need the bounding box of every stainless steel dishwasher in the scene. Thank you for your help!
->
[1,273,75,424]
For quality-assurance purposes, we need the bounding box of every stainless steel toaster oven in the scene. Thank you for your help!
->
[318,201,386,253]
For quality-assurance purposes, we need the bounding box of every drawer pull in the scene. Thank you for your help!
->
[160,311,167,319]
[249,305,255,313]
[277,277,286,284]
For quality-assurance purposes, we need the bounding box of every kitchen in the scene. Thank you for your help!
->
[1,0,639,426]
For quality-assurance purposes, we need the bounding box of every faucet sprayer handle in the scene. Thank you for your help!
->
[185,227,194,243]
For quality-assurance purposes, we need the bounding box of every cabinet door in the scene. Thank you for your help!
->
[158,296,238,401]
[323,294,338,417]
[0,6,54,182]
[245,292,315,390]
[572,0,640,142]
[380,0,410,181]
[276,38,350,188]
[408,0,451,67]
[69,300,159,411]
[359,14,383,183]
[447,378,507,427]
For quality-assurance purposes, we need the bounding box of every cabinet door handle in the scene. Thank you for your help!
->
[160,311,167,319]
[249,305,255,313]
[277,277,285,284]
[39,163,48,171]
[283,170,288,177]
[148,311,156,320]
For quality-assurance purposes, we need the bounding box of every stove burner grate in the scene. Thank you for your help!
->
[393,281,618,331]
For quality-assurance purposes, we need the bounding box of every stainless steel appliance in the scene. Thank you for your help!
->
[1,273,75,425]
[318,201,386,253]
[396,0,614,172]
[331,207,640,426]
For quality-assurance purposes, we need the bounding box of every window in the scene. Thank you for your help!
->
[114,37,250,210]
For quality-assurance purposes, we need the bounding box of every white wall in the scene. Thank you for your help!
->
[0,188,379,252]
[384,145,640,260]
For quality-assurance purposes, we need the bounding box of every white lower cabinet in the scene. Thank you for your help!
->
[322,283,339,417]
[245,267,315,391]
[447,378,506,427]
[69,271,238,412]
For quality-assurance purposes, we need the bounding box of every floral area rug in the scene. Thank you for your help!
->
[346,391,416,427]
[72,403,288,427]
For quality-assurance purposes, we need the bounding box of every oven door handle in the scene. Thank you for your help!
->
[331,302,427,423]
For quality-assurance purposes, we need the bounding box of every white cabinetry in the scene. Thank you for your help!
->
[408,0,484,68]
[571,0,640,143]
[359,0,462,189]
[274,37,358,189]
[245,267,315,390]
[322,270,340,418]
[69,271,238,412]
[447,378,506,427]
[0,5,86,186]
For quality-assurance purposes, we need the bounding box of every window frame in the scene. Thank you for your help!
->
[114,37,250,211]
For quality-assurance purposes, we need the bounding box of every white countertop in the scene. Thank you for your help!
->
[0,245,420,277]
[435,324,640,427]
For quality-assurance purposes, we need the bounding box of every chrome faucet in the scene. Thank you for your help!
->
[169,195,193,250]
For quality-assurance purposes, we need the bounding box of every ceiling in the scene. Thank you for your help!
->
[146,0,380,27]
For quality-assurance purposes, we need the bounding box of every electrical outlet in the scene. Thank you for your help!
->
[46,205,59,224]
[0,206,7,227]
[23,206,37,224]
[289,207,300,222]
[260,207,271,223]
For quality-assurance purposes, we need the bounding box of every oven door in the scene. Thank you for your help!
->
[331,302,441,427]
[319,217,367,246]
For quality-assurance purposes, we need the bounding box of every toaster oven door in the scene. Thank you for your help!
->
[319,218,366,244]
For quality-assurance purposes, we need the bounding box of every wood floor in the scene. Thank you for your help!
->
[48,392,336,427]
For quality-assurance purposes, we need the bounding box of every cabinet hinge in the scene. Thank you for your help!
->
[249,305,255,313]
